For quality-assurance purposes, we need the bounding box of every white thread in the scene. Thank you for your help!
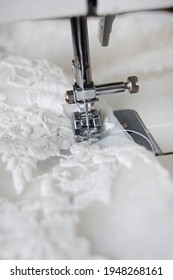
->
[110,129,156,154]
[126,129,156,153]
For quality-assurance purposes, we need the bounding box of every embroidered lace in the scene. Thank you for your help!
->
[0,53,173,259]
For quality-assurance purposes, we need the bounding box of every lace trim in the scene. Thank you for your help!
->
[0,56,132,194]
[0,57,75,193]
[0,56,173,260]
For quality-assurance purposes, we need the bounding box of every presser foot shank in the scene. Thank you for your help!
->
[67,16,139,142]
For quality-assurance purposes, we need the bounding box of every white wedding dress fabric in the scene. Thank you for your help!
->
[0,11,173,259]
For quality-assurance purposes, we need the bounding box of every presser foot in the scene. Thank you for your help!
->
[68,16,140,143]
[73,109,103,142]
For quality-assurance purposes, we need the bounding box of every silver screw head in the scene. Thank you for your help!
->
[126,76,139,94]
[65,90,75,104]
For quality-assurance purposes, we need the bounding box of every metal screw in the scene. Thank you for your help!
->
[125,76,139,94]
[65,90,75,104]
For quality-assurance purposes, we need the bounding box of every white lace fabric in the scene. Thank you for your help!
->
[0,57,75,193]
[0,55,173,258]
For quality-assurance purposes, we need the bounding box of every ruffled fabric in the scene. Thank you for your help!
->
[0,55,173,260]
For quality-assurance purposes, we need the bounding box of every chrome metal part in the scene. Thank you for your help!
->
[95,81,125,95]
[70,17,93,88]
[73,109,102,142]
[74,86,96,103]
[95,76,139,96]
[65,90,75,104]
[67,16,139,142]
[70,16,102,140]
[98,15,116,47]
[66,76,139,104]
[114,109,162,155]
[125,76,139,93]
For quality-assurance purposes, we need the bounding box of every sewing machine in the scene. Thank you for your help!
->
[0,0,173,164]
[65,15,140,142]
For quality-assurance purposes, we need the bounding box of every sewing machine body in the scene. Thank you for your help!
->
[0,0,173,21]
